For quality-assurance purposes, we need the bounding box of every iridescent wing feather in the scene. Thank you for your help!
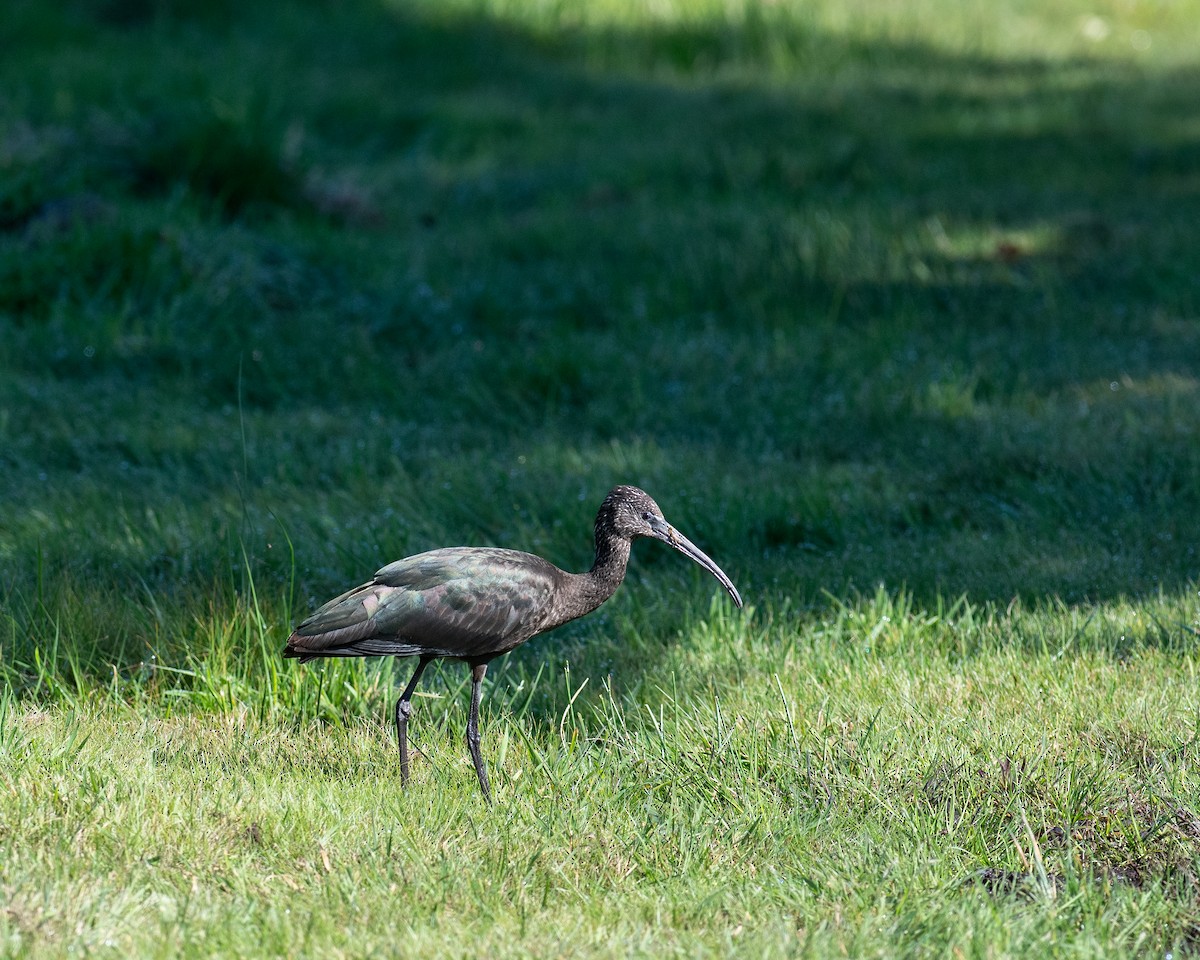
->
[285,547,563,662]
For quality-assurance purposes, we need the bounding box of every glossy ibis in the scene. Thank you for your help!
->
[284,485,743,800]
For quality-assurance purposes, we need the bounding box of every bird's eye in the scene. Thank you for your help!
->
[641,511,652,521]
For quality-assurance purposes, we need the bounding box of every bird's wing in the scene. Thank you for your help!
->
[289,548,561,659]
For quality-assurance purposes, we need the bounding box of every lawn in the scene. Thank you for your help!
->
[2,0,1200,955]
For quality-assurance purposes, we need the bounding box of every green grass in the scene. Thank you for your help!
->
[2,0,1200,955]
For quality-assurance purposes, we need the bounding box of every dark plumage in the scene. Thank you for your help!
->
[284,485,743,800]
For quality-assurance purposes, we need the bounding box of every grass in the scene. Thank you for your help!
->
[2,0,1200,955]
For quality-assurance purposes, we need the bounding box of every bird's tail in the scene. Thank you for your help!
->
[281,634,316,662]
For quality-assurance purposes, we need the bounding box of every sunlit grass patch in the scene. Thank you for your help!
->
[2,590,1198,955]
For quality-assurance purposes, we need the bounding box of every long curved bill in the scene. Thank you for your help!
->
[650,516,743,608]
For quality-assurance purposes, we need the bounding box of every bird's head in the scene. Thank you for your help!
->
[600,485,665,540]
[598,485,743,608]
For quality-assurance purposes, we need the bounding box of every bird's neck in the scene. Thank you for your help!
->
[588,529,631,600]
[554,530,631,626]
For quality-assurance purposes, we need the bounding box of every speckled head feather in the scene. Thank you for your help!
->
[595,485,664,542]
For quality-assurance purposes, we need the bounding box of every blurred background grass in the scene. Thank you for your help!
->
[3,0,1197,680]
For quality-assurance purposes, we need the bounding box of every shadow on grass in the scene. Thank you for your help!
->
[1,0,1199,694]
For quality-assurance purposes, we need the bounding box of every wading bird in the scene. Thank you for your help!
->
[284,485,743,800]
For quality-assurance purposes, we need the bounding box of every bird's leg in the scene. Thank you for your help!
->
[466,662,491,803]
[395,656,431,786]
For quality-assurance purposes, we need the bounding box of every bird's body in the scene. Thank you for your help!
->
[284,485,742,799]
[286,548,568,663]
[285,546,623,664]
